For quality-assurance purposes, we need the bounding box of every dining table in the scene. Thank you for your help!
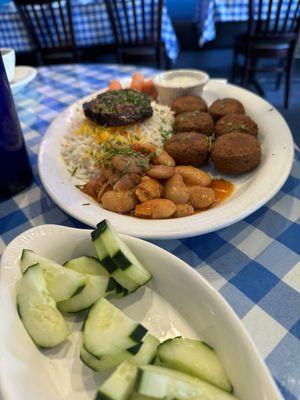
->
[0,0,180,61]
[0,63,299,400]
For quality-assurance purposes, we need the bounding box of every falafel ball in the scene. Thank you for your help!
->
[164,132,209,167]
[171,95,207,114]
[209,98,245,121]
[215,113,258,138]
[211,131,261,175]
[174,110,214,136]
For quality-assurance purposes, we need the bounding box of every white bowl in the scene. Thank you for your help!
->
[153,69,209,105]
[0,224,283,400]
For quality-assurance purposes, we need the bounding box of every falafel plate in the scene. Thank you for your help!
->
[38,72,294,238]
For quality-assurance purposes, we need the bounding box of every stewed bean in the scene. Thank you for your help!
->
[175,166,211,187]
[101,190,138,213]
[135,199,176,219]
[188,186,215,209]
[174,204,194,218]
[147,165,175,179]
[164,174,190,204]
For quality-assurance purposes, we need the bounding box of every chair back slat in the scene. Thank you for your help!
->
[273,0,284,32]
[49,5,62,46]
[248,0,300,39]
[264,0,273,33]
[141,0,147,41]
[121,0,132,43]
[104,0,163,46]
[131,0,139,42]
[14,0,76,51]
[290,0,300,30]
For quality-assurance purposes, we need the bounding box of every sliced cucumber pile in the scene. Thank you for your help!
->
[83,297,148,358]
[17,264,69,348]
[81,334,159,371]
[20,249,86,302]
[16,221,236,400]
[156,337,232,392]
[91,220,152,292]
[57,274,110,313]
[136,365,237,400]
[95,360,138,400]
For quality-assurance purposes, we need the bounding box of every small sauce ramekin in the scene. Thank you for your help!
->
[153,69,209,106]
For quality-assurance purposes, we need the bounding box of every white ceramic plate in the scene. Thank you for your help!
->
[0,224,283,400]
[10,66,37,94]
[38,79,294,239]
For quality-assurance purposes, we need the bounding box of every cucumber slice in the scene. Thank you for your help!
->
[17,264,69,348]
[64,256,108,276]
[136,365,237,400]
[157,337,232,392]
[20,249,86,302]
[92,225,139,293]
[93,221,152,286]
[58,275,110,313]
[95,361,138,400]
[81,334,159,371]
[83,297,147,357]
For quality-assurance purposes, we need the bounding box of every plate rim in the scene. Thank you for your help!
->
[38,79,295,239]
[0,224,283,400]
[10,66,37,93]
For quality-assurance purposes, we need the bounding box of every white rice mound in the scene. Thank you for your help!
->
[61,101,174,183]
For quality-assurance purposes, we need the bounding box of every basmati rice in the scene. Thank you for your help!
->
[61,101,174,182]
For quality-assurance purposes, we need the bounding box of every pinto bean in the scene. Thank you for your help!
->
[101,190,138,214]
[188,186,215,209]
[113,174,141,191]
[147,165,175,179]
[164,174,190,204]
[174,204,195,218]
[135,199,176,219]
[97,181,110,202]
[175,166,211,187]
[112,155,144,174]
[138,143,175,167]
[135,176,162,202]
[82,178,102,198]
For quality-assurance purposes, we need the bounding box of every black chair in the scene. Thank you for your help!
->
[231,0,300,108]
[104,0,168,69]
[14,0,78,65]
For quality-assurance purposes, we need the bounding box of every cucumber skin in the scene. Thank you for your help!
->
[91,221,108,241]
[95,393,113,400]
[130,325,148,343]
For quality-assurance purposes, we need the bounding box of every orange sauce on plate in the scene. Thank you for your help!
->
[209,179,234,203]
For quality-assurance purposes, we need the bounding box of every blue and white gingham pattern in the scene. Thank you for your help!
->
[0,64,299,399]
[196,0,300,45]
[0,0,179,60]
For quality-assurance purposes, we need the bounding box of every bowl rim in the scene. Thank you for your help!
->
[153,68,210,89]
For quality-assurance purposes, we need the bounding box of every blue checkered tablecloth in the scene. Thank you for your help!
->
[0,0,179,60]
[196,0,300,45]
[0,64,299,399]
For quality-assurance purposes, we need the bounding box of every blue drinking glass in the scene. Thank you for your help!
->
[0,53,33,198]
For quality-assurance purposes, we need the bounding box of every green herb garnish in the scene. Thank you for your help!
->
[71,166,77,176]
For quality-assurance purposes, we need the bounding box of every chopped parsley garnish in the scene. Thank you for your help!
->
[71,166,77,176]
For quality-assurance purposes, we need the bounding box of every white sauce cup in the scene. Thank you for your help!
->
[153,69,209,106]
